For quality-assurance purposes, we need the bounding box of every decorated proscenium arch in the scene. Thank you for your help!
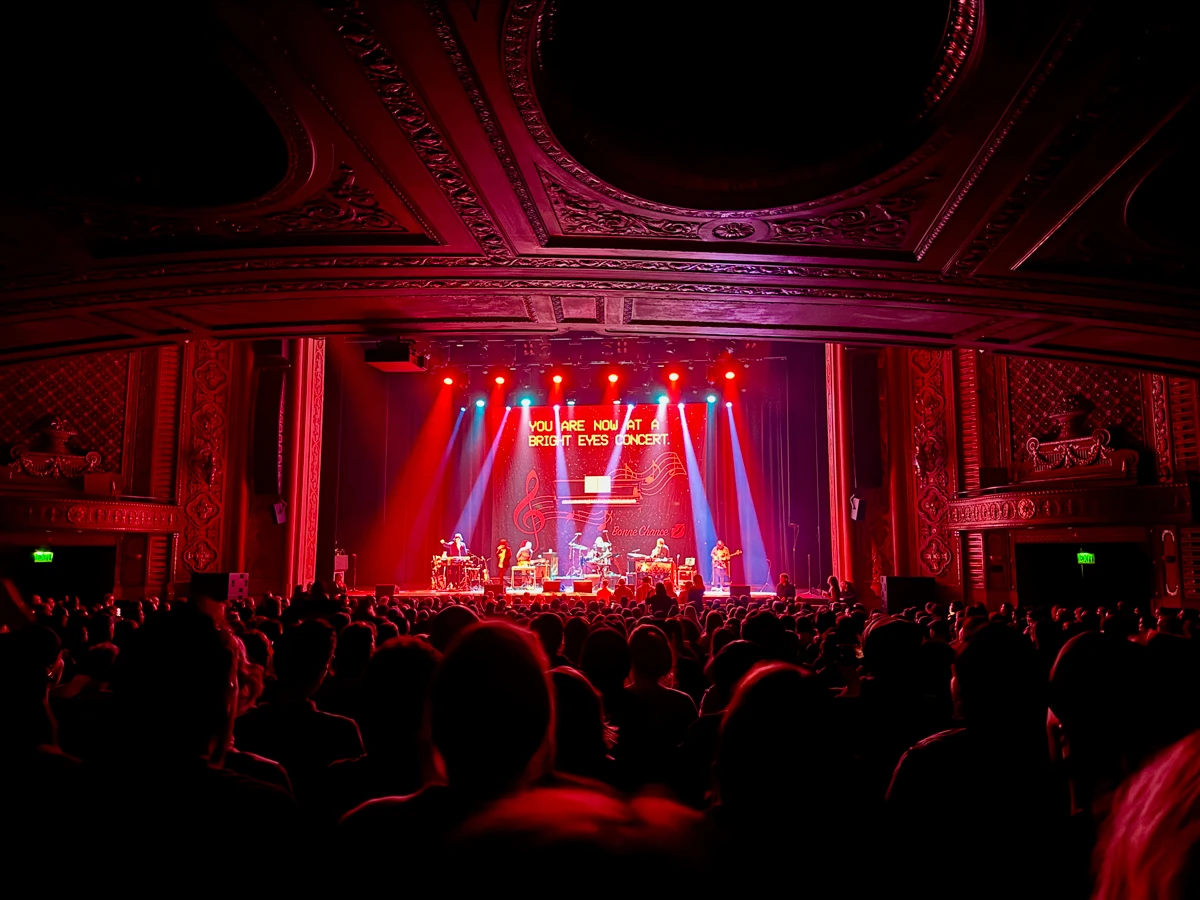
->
[493,404,708,566]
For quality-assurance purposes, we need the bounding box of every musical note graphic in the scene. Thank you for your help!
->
[613,452,686,496]
[514,469,546,540]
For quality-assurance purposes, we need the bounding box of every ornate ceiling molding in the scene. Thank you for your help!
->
[319,0,513,260]
[425,0,548,246]
[263,164,408,232]
[540,172,699,238]
[503,0,970,219]
[0,497,182,532]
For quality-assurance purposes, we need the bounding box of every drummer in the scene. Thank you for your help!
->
[591,532,612,558]
[650,537,670,560]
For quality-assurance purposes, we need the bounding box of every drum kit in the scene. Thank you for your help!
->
[430,554,487,591]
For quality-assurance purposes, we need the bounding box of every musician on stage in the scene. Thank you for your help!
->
[711,539,732,590]
[496,538,512,582]
[650,537,670,560]
[591,533,612,557]
[516,541,534,564]
[440,533,469,556]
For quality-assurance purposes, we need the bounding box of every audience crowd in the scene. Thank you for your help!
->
[4,577,1200,896]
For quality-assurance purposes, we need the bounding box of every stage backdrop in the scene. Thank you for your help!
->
[316,338,832,593]
[491,404,708,573]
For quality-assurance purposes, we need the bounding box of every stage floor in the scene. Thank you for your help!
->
[350,587,779,602]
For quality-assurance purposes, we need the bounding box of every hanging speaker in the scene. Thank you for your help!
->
[850,494,865,521]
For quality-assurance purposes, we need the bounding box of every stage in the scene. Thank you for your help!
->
[349,588,781,602]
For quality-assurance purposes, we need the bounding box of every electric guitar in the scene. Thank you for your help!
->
[711,549,742,568]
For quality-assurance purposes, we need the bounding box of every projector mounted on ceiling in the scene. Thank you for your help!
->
[364,340,428,373]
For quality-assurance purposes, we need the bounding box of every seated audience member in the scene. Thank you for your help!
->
[686,574,705,607]
[676,640,766,806]
[550,666,612,782]
[649,582,673,618]
[314,620,375,722]
[612,578,634,606]
[530,613,571,669]
[711,663,858,886]
[595,579,613,604]
[318,637,441,822]
[888,623,1066,897]
[775,572,796,600]
[635,576,654,604]
[622,625,698,785]
[562,615,590,666]
[102,611,299,884]
[1093,730,1200,900]
[339,623,553,864]
[235,619,363,801]
[450,785,714,889]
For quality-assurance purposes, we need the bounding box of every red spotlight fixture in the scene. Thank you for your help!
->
[494,375,506,385]
[442,376,454,386]
[552,374,563,385]
[607,373,619,384]
[724,369,736,380]
[667,371,680,383]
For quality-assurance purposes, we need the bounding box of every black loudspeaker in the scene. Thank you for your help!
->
[880,576,936,614]
[849,351,883,490]
[730,584,752,598]
[252,341,290,495]
[542,579,561,592]
[573,580,593,594]
[485,581,505,596]
[849,494,865,521]
[375,584,398,601]
[190,572,249,602]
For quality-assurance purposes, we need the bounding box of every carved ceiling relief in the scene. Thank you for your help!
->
[67,163,411,244]
[0,351,130,475]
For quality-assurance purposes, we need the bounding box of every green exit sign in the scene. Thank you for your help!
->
[32,549,54,563]
[1077,551,1096,565]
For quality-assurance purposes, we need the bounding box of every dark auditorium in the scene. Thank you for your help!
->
[3,2,1200,896]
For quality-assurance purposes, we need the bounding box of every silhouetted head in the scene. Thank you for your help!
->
[703,640,767,713]
[431,622,552,795]
[332,621,375,677]
[273,619,336,696]
[530,613,565,665]
[579,627,631,695]
[550,666,608,778]
[359,636,440,756]
[629,625,673,684]
[862,616,923,683]
[562,616,590,665]
[114,610,237,757]
[953,623,1043,731]
[429,604,480,653]
[716,663,832,816]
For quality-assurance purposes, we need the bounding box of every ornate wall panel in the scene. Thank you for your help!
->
[1005,356,1145,461]
[177,340,232,574]
[911,349,956,579]
[1169,377,1200,476]
[947,484,1190,529]
[0,351,130,473]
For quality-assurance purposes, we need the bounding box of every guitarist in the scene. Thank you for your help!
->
[711,540,740,591]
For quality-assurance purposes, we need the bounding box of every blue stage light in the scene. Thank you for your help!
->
[475,399,485,408]
[657,395,668,404]
[707,394,717,403]
[567,399,575,406]
[521,398,531,407]
[552,404,560,410]
[460,406,466,412]
[725,401,733,408]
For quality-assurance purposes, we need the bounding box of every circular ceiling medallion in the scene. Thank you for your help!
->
[509,0,978,212]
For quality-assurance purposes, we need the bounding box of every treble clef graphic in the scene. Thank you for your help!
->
[513,469,546,541]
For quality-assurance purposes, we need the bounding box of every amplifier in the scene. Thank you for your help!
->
[573,580,593,594]
[375,584,399,601]
[542,579,561,592]
[729,584,752,599]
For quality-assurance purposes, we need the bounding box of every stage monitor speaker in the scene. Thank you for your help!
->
[850,351,884,490]
[190,572,249,602]
[485,581,505,596]
[375,584,398,601]
[573,580,593,594]
[730,584,752,598]
[542,579,561,592]
[880,576,935,614]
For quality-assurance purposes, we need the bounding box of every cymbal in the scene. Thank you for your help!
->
[568,542,589,551]
[628,552,649,559]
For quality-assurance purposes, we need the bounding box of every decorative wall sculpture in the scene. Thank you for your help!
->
[0,351,129,473]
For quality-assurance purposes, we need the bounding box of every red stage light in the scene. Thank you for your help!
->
[494,375,506,385]
[442,376,454,386]
[724,370,736,380]
[607,373,619,384]
[668,372,680,382]
[552,374,563,384]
